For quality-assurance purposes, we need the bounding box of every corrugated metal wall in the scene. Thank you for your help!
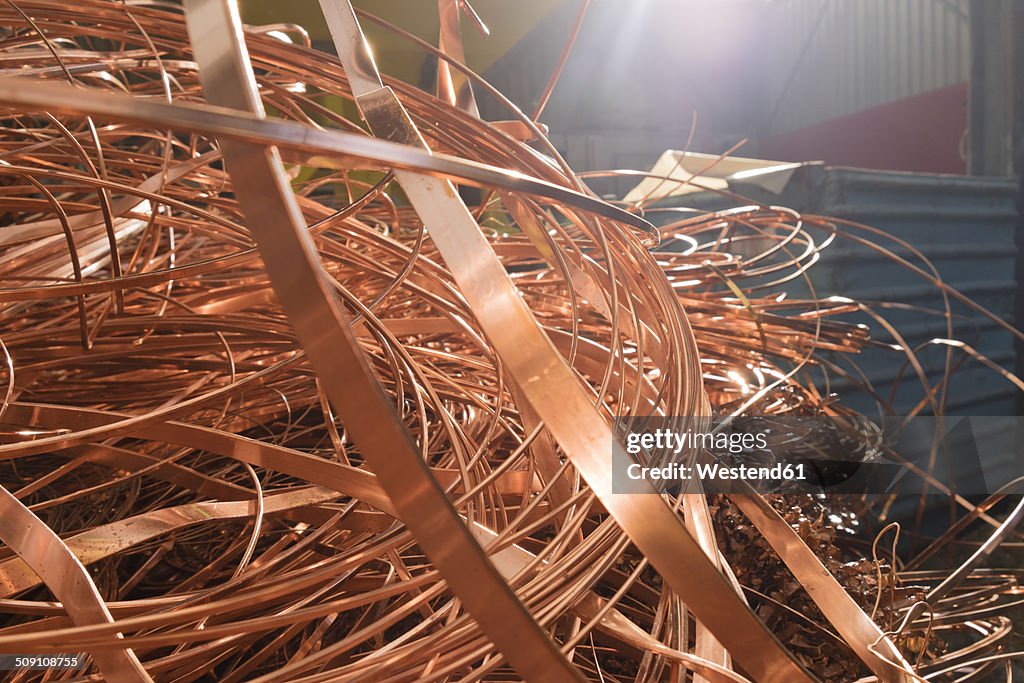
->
[480,1,765,174]
[481,1,974,173]
[660,165,1019,415]
[763,0,971,136]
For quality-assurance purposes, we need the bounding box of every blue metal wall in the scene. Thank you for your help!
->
[667,164,1019,416]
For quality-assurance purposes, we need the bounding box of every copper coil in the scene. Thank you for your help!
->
[0,1,1019,681]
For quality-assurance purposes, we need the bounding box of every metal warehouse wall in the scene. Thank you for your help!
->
[480,1,974,175]
[761,0,970,137]
[658,164,1020,416]
[479,1,765,174]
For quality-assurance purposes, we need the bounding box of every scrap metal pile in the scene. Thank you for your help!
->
[0,1,1020,681]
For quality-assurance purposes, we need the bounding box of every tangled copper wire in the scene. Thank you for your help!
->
[0,1,1021,681]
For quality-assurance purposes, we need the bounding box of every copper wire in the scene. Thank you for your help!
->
[0,1,1019,681]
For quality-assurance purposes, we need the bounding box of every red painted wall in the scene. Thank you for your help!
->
[757,83,968,175]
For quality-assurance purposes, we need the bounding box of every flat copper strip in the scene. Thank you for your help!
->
[0,77,656,241]
[318,3,816,681]
[180,0,583,680]
[0,486,152,682]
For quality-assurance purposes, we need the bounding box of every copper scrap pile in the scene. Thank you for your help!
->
[0,1,1021,681]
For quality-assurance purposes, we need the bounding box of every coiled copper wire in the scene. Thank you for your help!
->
[0,1,1019,681]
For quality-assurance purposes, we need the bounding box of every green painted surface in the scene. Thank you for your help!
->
[241,0,566,86]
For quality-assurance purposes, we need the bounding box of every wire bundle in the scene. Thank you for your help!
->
[0,1,1020,681]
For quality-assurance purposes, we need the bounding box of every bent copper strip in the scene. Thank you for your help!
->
[181,1,582,680]
[0,486,341,597]
[61,443,253,501]
[685,492,733,682]
[471,523,752,683]
[0,77,657,241]
[436,0,480,116]
[1,401,394,514]
[0,486,152,682]
[728,490,916,682]
[0,152,215,247]
[320,4,815,681]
